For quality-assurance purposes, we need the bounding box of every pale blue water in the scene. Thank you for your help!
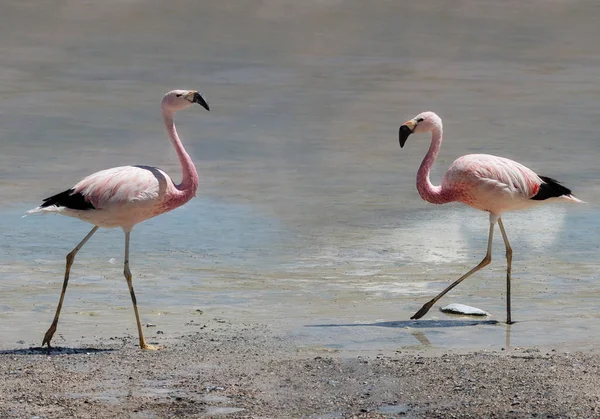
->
[1,0,600,354]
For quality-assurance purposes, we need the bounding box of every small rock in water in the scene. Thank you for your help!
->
[440,303,489,316]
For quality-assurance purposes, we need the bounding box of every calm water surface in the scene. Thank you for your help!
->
[1,0,600,354]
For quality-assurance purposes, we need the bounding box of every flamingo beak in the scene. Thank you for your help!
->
[399,120,416,148]
[185,91,210,111]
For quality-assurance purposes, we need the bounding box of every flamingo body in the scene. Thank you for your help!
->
[28,165,189,231]
[399,111,582,323]
[438,153,581,214]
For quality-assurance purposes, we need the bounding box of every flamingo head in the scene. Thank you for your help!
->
[399,111,441,148]
[162,90,210,112]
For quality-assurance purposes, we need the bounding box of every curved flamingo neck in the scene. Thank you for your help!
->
[416,125,451,204]
[162,108,199,198]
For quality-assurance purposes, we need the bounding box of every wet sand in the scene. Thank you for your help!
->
[2,318,599,418]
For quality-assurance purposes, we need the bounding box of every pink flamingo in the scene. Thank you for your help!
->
[399,111,582,324]
[27,90,209,349]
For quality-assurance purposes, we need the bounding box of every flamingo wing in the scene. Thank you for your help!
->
[40,165,171,211]
[449,154,542,199]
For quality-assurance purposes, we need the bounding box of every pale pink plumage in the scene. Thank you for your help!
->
[407,112,582,214]
[32,165,184,230]
[27,89,209,350]
[399,111,582,323]
[28,91,204,231]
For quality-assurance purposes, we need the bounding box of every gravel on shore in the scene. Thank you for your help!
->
[1,318,599,418]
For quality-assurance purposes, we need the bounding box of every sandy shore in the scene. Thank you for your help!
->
[1,318,599,418]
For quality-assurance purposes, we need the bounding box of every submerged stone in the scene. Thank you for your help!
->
[440,303,489,316]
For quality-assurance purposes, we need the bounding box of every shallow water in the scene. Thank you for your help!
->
[1,0,600,354]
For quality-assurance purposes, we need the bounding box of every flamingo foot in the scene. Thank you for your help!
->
[410,299,436,320]
[42,323,57,348]
[140,342,161,351]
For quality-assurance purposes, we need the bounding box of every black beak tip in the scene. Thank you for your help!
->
[399,125,412,148]
[193,92,210,111]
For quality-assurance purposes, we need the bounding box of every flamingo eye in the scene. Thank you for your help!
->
[416,118,424,123]
[175,94,182,97]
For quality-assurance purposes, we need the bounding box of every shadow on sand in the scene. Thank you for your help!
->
[307,319,499,329]
[0,347,116,356]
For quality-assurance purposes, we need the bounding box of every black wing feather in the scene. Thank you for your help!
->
[531,176,572,201]
[40,188,95,210]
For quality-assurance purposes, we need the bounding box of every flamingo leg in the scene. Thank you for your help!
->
[497,218,513,324]
[123,231,159,350]
[411,222,495,320]
[42,226,99,348]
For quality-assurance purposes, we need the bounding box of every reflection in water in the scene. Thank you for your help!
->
[411,331,432,347]
[0,0,599,353]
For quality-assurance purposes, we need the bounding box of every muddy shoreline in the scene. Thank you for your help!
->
[1,318,599,418]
